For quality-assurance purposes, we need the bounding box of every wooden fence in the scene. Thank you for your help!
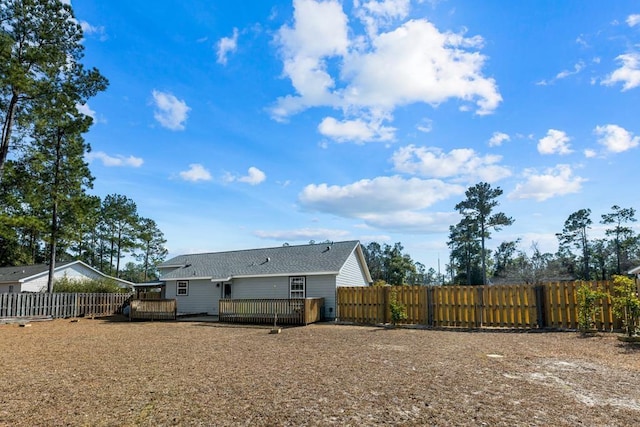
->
[129,299,176,321]
[337,281,622,330]
[0,292,132,319]
[219,298,324,325]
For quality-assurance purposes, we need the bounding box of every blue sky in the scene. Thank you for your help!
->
[71,0,640,270]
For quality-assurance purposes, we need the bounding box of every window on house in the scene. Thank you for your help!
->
[8,285,14,293]
[289,276,306,298]
[177,280,189,296]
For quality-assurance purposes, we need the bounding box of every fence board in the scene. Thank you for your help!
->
[0,292,131,319]
[336,281,620,331]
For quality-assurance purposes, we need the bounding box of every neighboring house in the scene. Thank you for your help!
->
[0,261,134,293]
[629,266,640,292]
[157,240,372,319]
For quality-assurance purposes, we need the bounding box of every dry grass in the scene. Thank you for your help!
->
[1,317,639,426]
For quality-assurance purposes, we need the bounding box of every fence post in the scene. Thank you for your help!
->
[535,284,546,329]
[426,286,434,327]
[383,287,389,324]
[476,286,484,328]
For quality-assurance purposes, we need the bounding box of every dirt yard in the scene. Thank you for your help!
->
[1,317,639,426]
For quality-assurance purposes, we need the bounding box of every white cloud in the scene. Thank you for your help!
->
[576,35,589,48]
[358,210,458,233]
[298,175,465,232]
[391,145,511,182]
[272,0,501,142]
[489,131,510,147]
[416,118,433,133]
[602,53,640,91]
[508,164,586,201]
[555,61,584,80]
[354,0,411,36]
[86,151,143,167]
[254,228,350,241]
[299,175,464,216]
[342,20,501,114]
[318,116,395,143]
[583,149,597,158]
[537,129,573,155]
[151,90,190,131]
[216,28,239,65]
[224,167,267,185]
[627,14,640,27]
[594,124,639,153]
[76,103,96,120]
[357,0,411,20]
[80,20,106,40]
[537,62,585,86]
[272,0,348,117]
[179,164,212,182]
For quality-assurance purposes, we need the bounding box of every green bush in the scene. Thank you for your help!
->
[389,289,407,325]
[576,283,606,333]
[611,275,640,337]
[53,277,128,294]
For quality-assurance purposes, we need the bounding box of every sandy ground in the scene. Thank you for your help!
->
[1,317,639,426]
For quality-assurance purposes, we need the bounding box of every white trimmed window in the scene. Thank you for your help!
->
[289,276,306,298]
[176,280,189,296]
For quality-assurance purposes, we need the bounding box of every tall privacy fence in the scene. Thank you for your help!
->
[337,281,623,330]
[0,292,132,319]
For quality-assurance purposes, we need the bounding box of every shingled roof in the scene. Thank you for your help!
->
[0,262,73,283]
[159,240,369,281]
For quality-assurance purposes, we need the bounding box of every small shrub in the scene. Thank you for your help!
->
[611,275,640,337]
[389,289,407,325]
[53,277,128,294]
[576,283,606,333]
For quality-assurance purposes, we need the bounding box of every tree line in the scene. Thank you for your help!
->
[363,182,639,286]
[0,0,168,289]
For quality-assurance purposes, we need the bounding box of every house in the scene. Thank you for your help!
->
[629,266,640,292]
[0,260,134,293]
[157,240,372,319]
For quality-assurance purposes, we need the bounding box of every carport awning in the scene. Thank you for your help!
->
[133,282,164,288]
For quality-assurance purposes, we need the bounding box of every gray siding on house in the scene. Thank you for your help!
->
[165,279,220,315]
[231,277,290,299]
[336,250,370,288]
[0,283,17,293]
[155,241,371,318]
[305,275,338,319]
[230,274,338,319]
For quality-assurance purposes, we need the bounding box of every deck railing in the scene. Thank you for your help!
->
[129,299,177,320]
[219,298,324,325]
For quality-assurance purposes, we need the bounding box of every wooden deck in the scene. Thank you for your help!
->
[129,299,177,321]
[219,298,324,325]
